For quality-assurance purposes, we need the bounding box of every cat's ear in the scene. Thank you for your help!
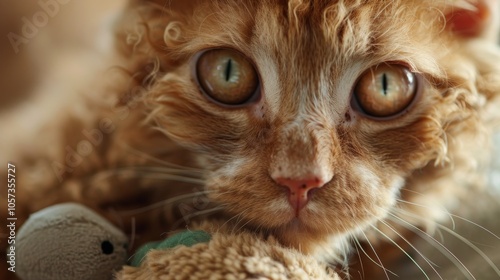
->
[445,0,499,41]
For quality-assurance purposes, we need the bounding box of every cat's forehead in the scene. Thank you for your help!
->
[181,0,445,72]
[253,0,373,58]
[250,0,374,90]
[237,1,444,116]
[253,0,447,61]
[172,0,448,118]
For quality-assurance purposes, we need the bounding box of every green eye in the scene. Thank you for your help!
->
[354,63,417,117]
[196,49,259,105]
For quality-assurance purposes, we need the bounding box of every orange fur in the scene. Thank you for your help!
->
[1,0,500,278]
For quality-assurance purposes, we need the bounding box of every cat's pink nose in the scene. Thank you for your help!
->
[274,177,324,216]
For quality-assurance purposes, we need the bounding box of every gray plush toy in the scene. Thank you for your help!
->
[14,203,128,280]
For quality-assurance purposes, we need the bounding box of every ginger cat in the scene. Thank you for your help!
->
[1,0,500,279]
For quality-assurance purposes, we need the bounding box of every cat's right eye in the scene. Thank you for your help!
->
[353,63,417,118]
[195,49,260,106]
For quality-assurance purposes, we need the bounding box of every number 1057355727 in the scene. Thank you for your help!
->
[7,163,16,216]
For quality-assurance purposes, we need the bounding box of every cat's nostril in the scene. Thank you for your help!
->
[274,176,325,216]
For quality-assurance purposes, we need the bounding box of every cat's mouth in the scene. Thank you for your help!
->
[205,159,403,241]
[219,188,337,232]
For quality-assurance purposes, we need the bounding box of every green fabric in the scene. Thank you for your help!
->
[130,230,211,267]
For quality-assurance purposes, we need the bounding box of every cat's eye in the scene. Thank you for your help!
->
[354,64,417,118]
[195,49,259,106]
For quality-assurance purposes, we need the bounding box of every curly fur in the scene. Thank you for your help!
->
[112,0,500,258]
[1,0,500,278]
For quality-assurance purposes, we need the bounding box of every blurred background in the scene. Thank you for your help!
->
[0,1,125,279]
[0,1,499,279]
[0,0,124,112]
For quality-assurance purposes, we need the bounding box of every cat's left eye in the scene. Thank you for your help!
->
[353,63,417,118]
[195,49,259,106]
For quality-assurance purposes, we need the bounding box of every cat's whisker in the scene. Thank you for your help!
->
[434,226,445,244]
[98,167,205,181]
[397,198,500,240]
[221,208,247,235]
[171,206,225,229]
[349,235,365,280]
[399,187,453,207]
[435,223,500,278]
[377,218,444,280]
[233,213,254,235]
[393,207,500,278]
[207,188,239,198]
[322,224,349,261]
[350,233,398,279]
[121,166,204,176]
[351,232,398,279]
[220,210,244,231]
[396,197,456,230]
[393,204,446,243]
[386,211,476,280]
[358,230,394,280]
[132,173,206,184]
[101,170,206,184]
[368,224,431,280]
[120,191,213,215]
[118,142,205,172]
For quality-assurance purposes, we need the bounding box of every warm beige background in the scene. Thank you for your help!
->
[0,2,124,279]
[0,0,124,111]
[1,1,499,279]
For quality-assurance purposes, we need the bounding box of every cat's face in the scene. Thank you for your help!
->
[133,0,497,255]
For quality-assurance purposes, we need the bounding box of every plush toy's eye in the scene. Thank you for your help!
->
[196,49,259,106]
[101,240,114,255]
[353,63,417,118]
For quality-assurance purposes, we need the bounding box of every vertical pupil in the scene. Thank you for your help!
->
[225,58,232,82]
[382,73,388,95]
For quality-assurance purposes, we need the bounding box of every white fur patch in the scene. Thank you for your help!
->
[251,49,280,120]
[266,198,291,213]
[353,161,381,195]
[312,232,352,264]
[218,157,248,177]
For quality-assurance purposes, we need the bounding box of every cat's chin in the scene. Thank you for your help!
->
[271,213,312,231]
[265,215,352,256]
[217,193,385,239]
[278,209,328,230]
[250,206,346,238]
